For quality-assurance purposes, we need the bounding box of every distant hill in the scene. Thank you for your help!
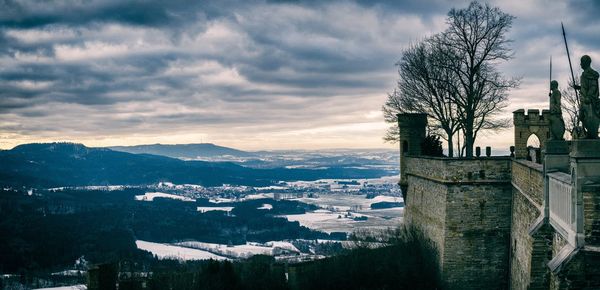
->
[0,143,391,188]
[109,143,254,159]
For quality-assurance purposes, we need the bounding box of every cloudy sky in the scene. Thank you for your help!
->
[1,0,599,151]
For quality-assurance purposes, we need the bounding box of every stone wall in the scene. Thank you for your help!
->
[511,159,544,207]
[549,235,600,290]
[404,156,512,290]
[404,152,600,290]
[404,174,447,261]
[442,182,512,289]
[510,187,541,289]
[583,187,600,245]
[406,156,511,182]
[550,232,578,290]
[509,159,551,290]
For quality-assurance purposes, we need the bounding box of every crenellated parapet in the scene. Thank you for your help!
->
[513,109,551,160]
[513,109,551,125]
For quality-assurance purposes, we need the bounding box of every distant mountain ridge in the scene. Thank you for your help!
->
[109,143,254,159]
[0,143,390,188]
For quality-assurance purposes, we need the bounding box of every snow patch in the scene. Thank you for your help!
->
[197,206,234,213]
[174,240,299,259]
[258,204,273,210]
[135,192,195,202]
[136,240,228,261]
[33,285,87,290]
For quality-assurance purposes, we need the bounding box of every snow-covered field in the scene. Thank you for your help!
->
[135,192,195,202]
[294,194,402,211]
[137,239,300,260]
[33,285,87,290]
[283,194,404,233]
[136,240,228,261]
[287,175,400,188]
[196,206,234,213]
[174,241,299,259]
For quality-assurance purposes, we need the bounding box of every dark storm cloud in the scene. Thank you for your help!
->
[0,0,226,28]
[1,0,599,149]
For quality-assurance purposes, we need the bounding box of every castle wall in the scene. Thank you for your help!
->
[404,156,512,290]
[400,114,600,290]
[509,185,538,289]
[443,182,512,289]
[512,160,544,206]
[509,159,551,290]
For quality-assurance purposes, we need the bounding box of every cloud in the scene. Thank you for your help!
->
[0,0,599,150]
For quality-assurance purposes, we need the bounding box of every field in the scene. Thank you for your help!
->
[284,194,404,233]
[135,240,229,261]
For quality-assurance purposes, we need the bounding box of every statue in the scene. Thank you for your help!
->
[574,55,600,139]
[548,80,565,140]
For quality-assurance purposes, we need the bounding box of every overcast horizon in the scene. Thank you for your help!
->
[1,0,599,151]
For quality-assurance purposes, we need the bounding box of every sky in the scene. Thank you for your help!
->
[1,0,599,151]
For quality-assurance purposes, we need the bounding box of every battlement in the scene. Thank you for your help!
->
[513,109,551,125]
[513,108,551,160]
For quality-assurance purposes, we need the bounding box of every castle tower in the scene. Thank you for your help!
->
[397,113,427,200]
[513,109,550,160]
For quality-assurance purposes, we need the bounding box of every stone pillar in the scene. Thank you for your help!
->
[513,109,528,159]
[570,140,600,247]
[397,113,427,202]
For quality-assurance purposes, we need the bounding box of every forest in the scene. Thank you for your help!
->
[0,188,337,275]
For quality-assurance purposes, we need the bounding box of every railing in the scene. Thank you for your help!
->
[548,172,576,245]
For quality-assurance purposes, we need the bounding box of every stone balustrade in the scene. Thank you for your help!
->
[547,171,577,246]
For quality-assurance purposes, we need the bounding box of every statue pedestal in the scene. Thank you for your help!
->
[571,139,600,159]
[545,140,569,154]
[571,139,600,186]
[544,140,570,172]
[570,139,600,246]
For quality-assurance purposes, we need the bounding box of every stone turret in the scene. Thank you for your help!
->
[513,109,550,160]
[397,113,427,200]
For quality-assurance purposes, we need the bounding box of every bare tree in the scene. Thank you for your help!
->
[384,2,517,157]
[432,1,518,157]
[561,83,580,138]
[382,41,461,157]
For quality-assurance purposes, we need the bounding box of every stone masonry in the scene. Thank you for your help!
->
[398,110,600,290]
[404,156,512,290]
[513,109,550,160]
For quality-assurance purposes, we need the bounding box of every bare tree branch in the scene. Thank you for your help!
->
[382,41,461,157]
[430,1,518,157]
[383,2,518,157]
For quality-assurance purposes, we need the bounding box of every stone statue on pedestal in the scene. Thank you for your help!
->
[574,55,600,139]
[548,80,565,140]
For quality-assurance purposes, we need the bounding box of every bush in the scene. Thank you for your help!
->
[421,135,444,157]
